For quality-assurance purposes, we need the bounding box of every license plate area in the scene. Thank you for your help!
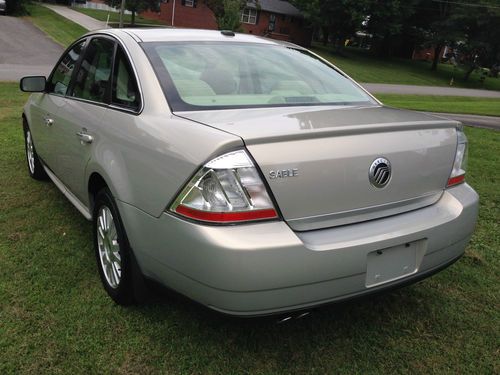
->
[366,240,423,288]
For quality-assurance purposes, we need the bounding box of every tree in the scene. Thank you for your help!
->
[408,0,461,71]
[293,0,368,52]
[411,0,500,77]
[206,0,246,31]
[104,0,159,26]
[363,0,423,57]
[451,0,500,80]
[6,0,29,15]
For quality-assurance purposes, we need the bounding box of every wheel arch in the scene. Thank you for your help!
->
[88,172,109,212]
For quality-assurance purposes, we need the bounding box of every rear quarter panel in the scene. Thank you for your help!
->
[86,111,242,217]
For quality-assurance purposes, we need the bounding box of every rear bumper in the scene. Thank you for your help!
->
[119,183,478,316]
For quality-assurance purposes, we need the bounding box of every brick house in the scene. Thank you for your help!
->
[141,0,312,46]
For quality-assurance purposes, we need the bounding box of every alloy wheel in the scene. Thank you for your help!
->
[96,206,121,289]
[26,130,35,174]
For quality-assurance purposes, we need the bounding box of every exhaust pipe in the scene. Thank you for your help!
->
[277,311,311,324]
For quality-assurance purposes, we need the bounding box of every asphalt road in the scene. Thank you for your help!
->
[363,83,500,98]
[427,112,500,130]
[0,16,63,81]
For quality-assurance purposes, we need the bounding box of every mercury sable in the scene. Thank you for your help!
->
[20,29,479,316]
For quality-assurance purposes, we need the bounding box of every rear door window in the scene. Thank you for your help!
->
[111,47,141,111]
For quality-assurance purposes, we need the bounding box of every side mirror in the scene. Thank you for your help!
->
[20,76,46,92]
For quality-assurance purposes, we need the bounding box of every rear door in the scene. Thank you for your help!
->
[29,40,86,171]
[53,37,116,204]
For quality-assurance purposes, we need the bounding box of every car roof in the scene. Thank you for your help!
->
[94,28,301,48]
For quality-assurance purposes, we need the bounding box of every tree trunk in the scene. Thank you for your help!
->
[431,43,443,71]
[131,10,136,26]
[322,27,329,46]
[463,65,475,81]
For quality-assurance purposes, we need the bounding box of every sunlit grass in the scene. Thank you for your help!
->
[377,94,500,117]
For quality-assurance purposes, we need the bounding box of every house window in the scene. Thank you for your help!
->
[183,0,194,7]
[240,8,257,24]
[268,13,276,32]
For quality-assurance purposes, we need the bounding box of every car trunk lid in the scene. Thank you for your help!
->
[176,106,459,230]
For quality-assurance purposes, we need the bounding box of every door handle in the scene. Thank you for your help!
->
[76,131,93,144]
[43,116,54,127]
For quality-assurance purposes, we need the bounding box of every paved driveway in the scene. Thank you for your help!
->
[0,16,63,81]
[43,4,106,31]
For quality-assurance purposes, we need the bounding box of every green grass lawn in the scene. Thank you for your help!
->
[1,81,499,374]
[72,7,164,27]
[313,45,500,91]
[24,3,88,47]
[377,95,500,117]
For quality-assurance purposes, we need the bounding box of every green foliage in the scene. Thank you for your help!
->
[292,0,368,49]
[218,0,244,31]
[206,0,246,31]
[103,0,159,25]
[293,0,500,76]
[450,1,500,79]
[5,0,29,15]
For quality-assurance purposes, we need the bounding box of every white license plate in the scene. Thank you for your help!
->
[365,241,420,287]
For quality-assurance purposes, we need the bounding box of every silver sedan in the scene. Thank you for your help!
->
[20,29,478,316]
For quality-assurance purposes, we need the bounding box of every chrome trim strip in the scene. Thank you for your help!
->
[43,165,92,220]
[288,192,444,231]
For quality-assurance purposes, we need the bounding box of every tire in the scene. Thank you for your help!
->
[23,120,48,180]
[93,188,137,305]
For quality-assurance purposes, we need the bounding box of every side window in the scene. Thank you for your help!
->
[71,37,115,103]
[111,48,141,111]
[48,40,86,96]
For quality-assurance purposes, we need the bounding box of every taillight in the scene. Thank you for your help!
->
[170,150,278,223]
[447,129,468,188]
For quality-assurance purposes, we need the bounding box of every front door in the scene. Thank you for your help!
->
[30,40,86,171]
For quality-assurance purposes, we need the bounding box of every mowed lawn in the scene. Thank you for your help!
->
[313,45,500,92]
[24,3,88,47]
[0,81,499,374]
[377,94,500,117]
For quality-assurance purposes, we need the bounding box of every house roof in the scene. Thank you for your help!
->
[247,0,303,18]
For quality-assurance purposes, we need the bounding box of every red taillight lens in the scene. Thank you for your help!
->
[175,206,277,223]
[447,129,468,188]
[170,150,278,224]
[447,174,465,187]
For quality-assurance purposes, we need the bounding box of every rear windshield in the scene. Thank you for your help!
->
[142,42,376,111]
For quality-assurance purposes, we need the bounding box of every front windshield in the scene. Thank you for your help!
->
[142,42,376,111]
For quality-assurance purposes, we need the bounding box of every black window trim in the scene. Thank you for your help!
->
[46,33,144,116]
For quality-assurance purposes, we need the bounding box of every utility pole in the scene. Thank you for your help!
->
[119,0,126,28]
[172,0,176,27]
